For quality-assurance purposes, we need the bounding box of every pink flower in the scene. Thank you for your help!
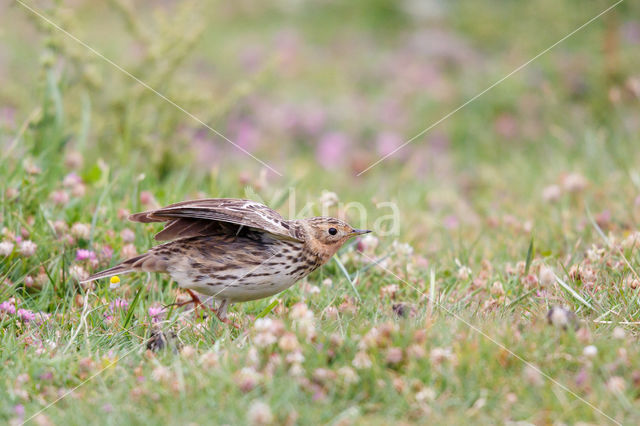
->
[76,249,97,261]
[63,172,83,187]
[148,306,165,322]
[494,113,518,139]
[375,131,402,157]
[17,309,36,322]
[50,190,70,205]
[140,191,157,207]
[121,244,137,259]
[109,298,129,312]
[443,215,459,229]
[315,132,349,169]
[100,245,114,260]
[0,301,16,314]
[64,152,83,169]
[231,120,260,151]
[13,404,25,418]
[120,229,135,243]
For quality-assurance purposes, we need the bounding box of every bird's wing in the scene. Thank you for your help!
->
[129,198,303,242]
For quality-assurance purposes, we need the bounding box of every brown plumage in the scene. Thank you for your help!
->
[83,198,370,324]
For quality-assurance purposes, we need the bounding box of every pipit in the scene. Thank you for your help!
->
[83,198,370,324]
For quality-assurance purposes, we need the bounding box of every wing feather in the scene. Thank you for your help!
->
[129,198,302,242]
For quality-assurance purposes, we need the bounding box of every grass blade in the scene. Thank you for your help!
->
[524,237,534,275]
[123,288,142,329]
[334,257,361,302]
[256,299,279,319]
[555,275,594,310]
[428,268,436,315]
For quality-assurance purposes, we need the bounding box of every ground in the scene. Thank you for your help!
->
[1,0,640,424]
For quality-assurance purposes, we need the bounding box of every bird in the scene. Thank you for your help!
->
[82,198,370,325]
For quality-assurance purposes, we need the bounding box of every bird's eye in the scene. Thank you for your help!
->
[328,227,338,235]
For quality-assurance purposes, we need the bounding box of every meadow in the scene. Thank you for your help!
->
[1,0,640,424]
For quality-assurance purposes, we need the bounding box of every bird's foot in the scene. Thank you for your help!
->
[165,289,208,314]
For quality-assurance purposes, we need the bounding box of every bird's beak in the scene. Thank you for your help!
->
[349,229,372,236]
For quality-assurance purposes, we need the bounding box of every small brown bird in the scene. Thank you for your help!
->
[83,198,370,324]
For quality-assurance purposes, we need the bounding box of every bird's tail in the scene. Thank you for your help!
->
[80,254,150,283]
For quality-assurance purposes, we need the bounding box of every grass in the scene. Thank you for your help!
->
[1,0,640,424]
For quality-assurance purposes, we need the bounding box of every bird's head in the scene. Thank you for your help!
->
[299,217,371,261]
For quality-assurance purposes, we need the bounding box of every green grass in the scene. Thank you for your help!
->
[1,0,640,424]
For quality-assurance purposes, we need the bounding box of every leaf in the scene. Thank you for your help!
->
[83,164,102,184]
[524,237,534,276]
[123,288,142,329]
[256,299,279,319]
[334,257,361,302]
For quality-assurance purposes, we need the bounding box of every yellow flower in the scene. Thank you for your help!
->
[109,275,120,289]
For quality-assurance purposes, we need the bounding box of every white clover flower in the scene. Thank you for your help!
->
[70,265,89,281]
[539,265,555,288]
[352,351,372,369]
[254,318,274,332]
[583,345,598,358]
[247,400,273,426]
[392,240,414,257]
[358,234,379,254]
[542,184,561,203]
[456,265,472,281]
[319,190,339,208]
[254,331,277,347]
[430,347,454,365]
[278,332,300,352]
[71,223,91,240]
[337,366,358,384]
[606,376,626,393]
[0,241,14,256]
[151,366,172,382]
[19,240,37,257]
[562,173,588,193]
[285,350,305,364]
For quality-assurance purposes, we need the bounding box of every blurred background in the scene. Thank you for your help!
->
[1,0,639,253]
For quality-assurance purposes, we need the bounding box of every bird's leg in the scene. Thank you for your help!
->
[215,299,240,328]
[165,289,205,312]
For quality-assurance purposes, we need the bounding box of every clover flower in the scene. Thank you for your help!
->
[148,306,165,322]
[17,309,36,322]
[71,223,91,240]
[0,300,16,314]
[247,400,273,426]
[76,249,97,262]
[109,298,129,312]
[0,241,14,256]
[18,240,37,257]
